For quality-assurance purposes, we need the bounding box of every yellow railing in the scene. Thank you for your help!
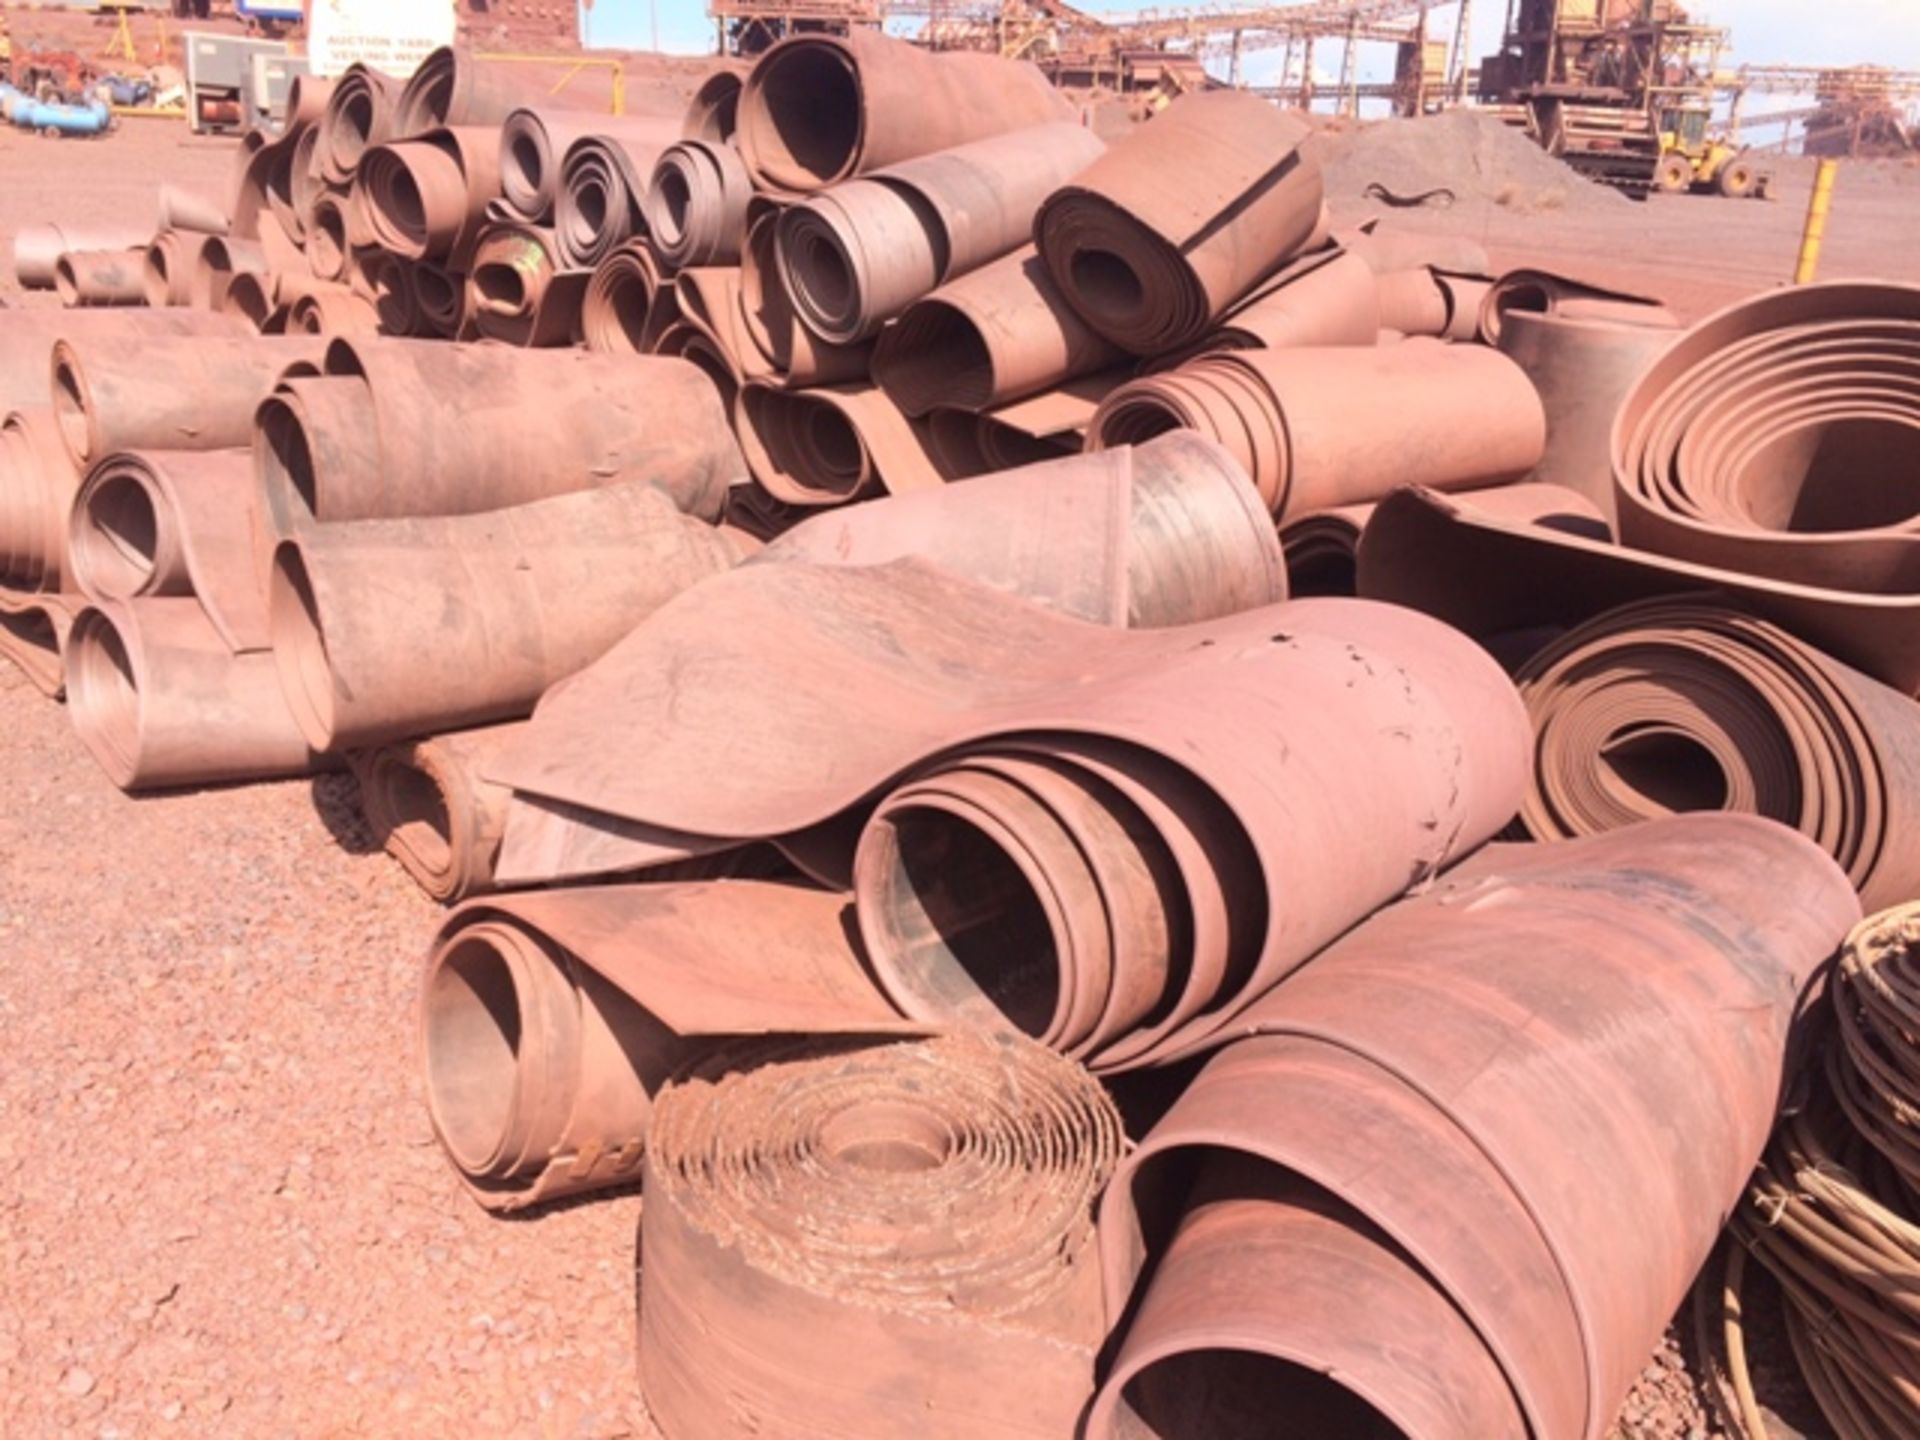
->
[475,52,627,116]
[1794,158,1837,285]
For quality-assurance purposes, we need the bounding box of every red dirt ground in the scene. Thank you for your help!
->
[3,95,1910,1440]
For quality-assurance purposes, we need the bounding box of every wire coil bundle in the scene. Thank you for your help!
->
[1732,903,1920,1439]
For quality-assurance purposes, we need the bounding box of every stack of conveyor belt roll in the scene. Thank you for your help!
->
[6,38,1920,1439]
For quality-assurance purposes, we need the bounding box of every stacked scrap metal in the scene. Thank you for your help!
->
[3,32,1920,1440]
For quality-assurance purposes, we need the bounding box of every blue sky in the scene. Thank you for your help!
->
[1708,0,1920,68]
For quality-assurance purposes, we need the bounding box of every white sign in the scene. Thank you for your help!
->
[306,0,457,79]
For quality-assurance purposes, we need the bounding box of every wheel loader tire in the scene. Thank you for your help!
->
[1656,155,1692,193]
[1717,160,1756,199]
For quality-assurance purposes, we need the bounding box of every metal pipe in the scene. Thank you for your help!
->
[1794,159,1837,284]
[1413,1,1430,115]
[1341,14,1359,117]
[1454,0,1475,102]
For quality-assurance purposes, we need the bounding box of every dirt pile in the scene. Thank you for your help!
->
[1310,108,1631,215]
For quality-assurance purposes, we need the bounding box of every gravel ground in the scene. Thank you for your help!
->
[1321,138,1920,323]
[0,93,1891,1440]
[1313,107,1635,215]
[0,668,657,1437]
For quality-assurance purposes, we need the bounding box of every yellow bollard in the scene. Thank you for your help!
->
[1794,158,1837,285]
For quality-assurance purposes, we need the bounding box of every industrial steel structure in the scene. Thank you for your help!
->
[1728,64,1920,157]
[704,0,1918,162]
[1470,1,1738,194]
[709,0,1477,115]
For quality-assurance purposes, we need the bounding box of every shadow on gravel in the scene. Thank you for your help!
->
[309,769,382,855]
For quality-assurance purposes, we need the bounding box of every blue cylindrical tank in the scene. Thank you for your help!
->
[15,99,112,135]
